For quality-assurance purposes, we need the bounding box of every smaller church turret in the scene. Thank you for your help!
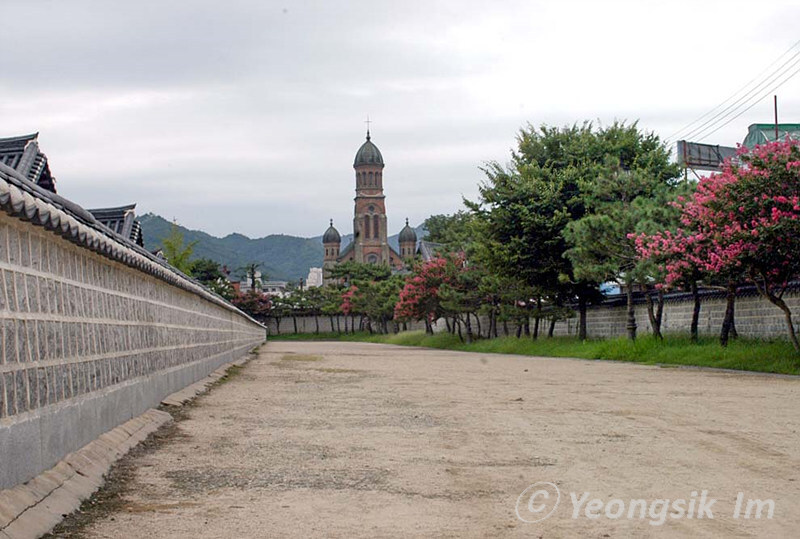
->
[323,219,341,260]
[322,219,341,283]
[398,218,417,261]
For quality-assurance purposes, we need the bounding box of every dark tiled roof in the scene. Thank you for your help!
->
[0,162,263,328]
[0,133,56,193]
[417,240,443,261]
[87,203,144,246]
[337,240,355,261]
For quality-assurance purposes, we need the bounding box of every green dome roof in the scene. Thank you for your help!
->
[354,132,384,167]
[398,219,417,243]
[322,220,341,244]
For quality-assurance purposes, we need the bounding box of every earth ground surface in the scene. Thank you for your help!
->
[67,341,800,538]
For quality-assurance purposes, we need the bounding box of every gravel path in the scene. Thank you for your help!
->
[79,341,800,538]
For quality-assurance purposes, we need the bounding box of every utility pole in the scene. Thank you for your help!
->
[774,95,779,140]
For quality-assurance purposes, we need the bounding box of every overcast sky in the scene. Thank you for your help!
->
[3,1,799,238]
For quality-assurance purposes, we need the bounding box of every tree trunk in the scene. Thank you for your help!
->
[656,289,664,337]
[314,315,319,334]
[626,284,637,341]
[548,317,556,338]
[503,319,509,337]
[474,313,482,338]
[775,299,800,353]
[292,316,298,334]
[275,317,281,335]
[445,317,452,333]
[533,296,542,340]
[523,318,530,337]
[720,280,737,347]
[690,279,700,343]
[578,294,587,341]
[645,289,663,340]
[456,317,463,342]
[464,314,473,344]
[424,317,433,335]
[752,277,800,353]
[515,323,522,338]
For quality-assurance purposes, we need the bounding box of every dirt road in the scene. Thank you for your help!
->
[77,341,800,538]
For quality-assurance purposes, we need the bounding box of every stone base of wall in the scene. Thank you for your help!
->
[0,352,256,539]
[0,340,261,490]
[0,408,171,539]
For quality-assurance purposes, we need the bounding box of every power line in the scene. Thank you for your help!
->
[667,39,800,143]
[680,49,800,142]
[691,61,800,142]
[667,38,800,141]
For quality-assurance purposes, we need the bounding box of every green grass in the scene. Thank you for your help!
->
[268,331,800,375]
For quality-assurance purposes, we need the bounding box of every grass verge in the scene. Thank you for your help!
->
[268,331,800,375]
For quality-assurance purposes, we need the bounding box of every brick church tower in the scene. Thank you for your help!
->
[352,129,393,265]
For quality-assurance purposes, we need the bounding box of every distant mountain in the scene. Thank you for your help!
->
[138,213,425,281]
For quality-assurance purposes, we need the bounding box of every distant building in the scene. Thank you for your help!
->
[0,133,56,192]
[742,123,800,148]
[306,267,323,288]
[262,281,289,297]
[678,123,800,175]
[322,130,418,283]
[239,270,263,294]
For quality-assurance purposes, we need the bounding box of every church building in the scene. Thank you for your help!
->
[322,130,417,277]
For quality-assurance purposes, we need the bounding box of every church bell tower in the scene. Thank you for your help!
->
[352,129,390,265]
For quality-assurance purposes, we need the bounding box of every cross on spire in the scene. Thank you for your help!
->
[365,116,372,140]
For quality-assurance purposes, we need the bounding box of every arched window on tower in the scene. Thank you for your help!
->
[368,172,374,186]
[363,214,370,238]
[373,215,380,239]
[377,172,381,187]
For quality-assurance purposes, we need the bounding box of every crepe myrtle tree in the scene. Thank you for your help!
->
[672,141,800,351]
[635,139,800,352]
[632,194,746,347]
[394,254,464,334]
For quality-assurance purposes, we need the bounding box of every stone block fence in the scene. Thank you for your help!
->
[268,288,799,340]
[265,315,430,335]
[550,287,799,339]
[0,164,265,489]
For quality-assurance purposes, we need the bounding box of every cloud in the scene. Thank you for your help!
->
[1,0,799,238]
